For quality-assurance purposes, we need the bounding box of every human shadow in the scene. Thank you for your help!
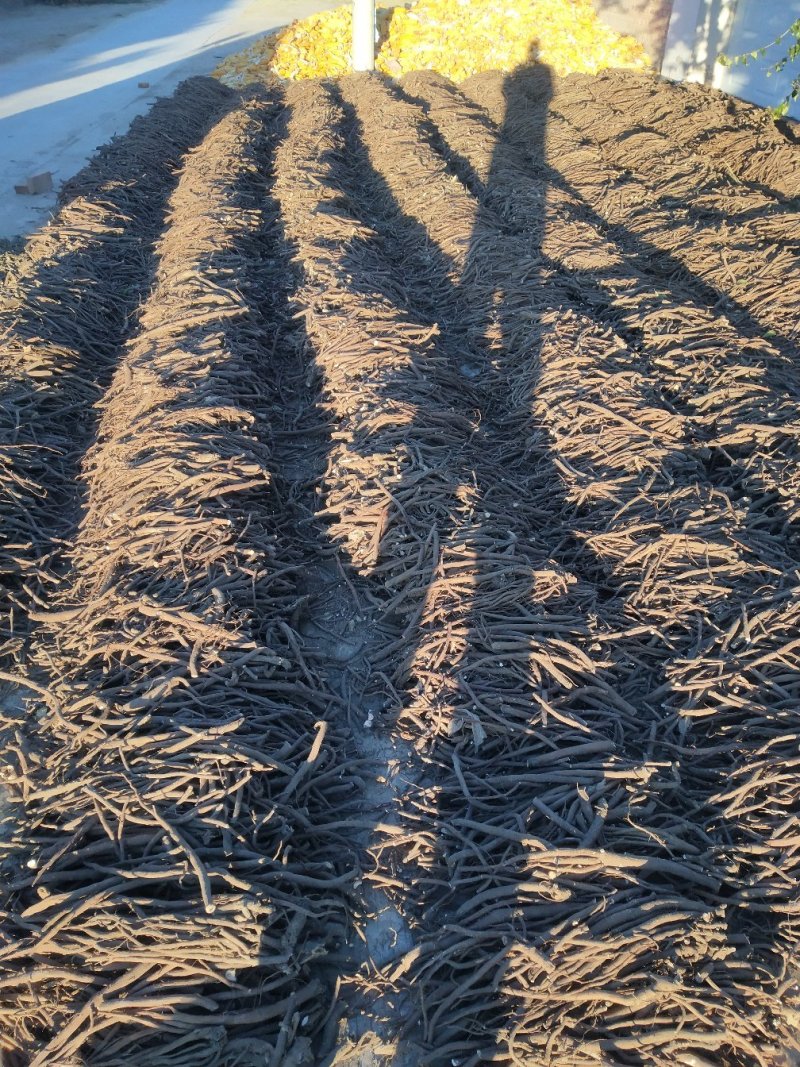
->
[305,59,656,1061]
[2,52,798,1067]
[308,55,800,1065]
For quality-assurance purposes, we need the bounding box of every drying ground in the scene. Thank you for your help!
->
[1,65,800,1067]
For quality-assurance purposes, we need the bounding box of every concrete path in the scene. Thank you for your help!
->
[0,0,331,238]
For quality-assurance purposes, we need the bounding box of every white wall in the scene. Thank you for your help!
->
[717,0,800,116]
[664,0,800,118]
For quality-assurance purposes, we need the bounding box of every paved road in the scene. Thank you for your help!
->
[0,0,332,238]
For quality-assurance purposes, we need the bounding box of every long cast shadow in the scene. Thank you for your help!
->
[311,62,648,1060]
[0,85,366,1067]
[0,76,237,668]
[408,64,800,1064]
[8,59,794,1065]
[310,58,800,1064]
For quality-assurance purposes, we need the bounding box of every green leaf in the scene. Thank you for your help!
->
[721,17,800,113]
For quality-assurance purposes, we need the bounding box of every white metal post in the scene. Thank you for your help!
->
[352,0,376,71]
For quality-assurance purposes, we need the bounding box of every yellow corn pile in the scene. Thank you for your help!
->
[215,0,649,86]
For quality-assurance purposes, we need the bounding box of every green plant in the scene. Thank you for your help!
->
[719,18,800,117]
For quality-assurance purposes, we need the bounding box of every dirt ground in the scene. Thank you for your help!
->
[0,65,799,1066]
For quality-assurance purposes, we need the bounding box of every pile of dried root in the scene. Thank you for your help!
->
[0,63,799,1067]
[0,88,357,1066]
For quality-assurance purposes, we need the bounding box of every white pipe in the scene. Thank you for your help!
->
[352,0,376,71]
